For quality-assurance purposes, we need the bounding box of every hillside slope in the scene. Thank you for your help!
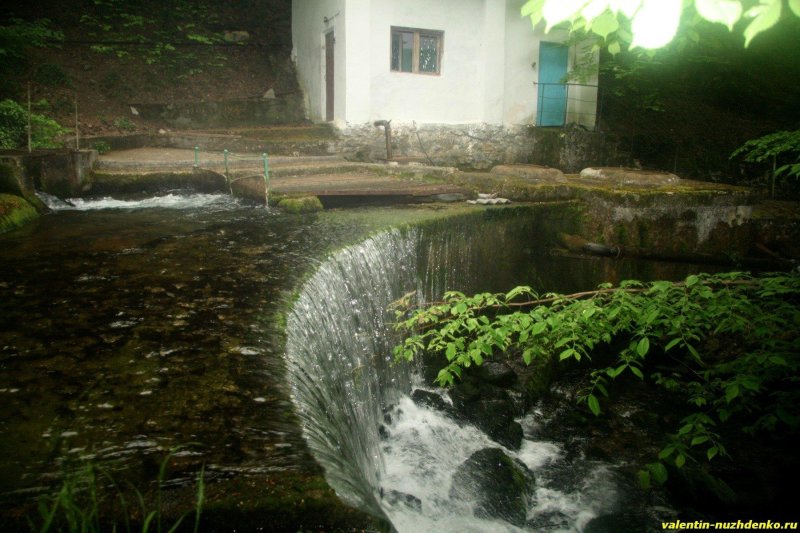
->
[1,0,298,136]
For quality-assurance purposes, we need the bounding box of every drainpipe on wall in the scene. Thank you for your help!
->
[373,119,392,161]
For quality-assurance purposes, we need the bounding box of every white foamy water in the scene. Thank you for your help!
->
[378,395,619,533]
[39,192,239,211]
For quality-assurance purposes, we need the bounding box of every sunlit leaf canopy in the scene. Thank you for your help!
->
[521,0,800,50]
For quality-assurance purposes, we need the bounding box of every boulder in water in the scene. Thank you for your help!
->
[383,489,422,512]
[450,447,534,527]
[450,382,523,450]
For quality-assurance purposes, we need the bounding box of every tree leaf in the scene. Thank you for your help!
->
[664,337,682,352]
[707,446,719,460]
[636,336,650,356]
[521,0,547,28]
[694,0,743,30]
[743,0,782,47]
[725,383,739,403]
[648,461,668,483]
[590,9,620,38]
[791,0,800,18]
[445,343,457,360]
[587,393,602,416]
[629,365,644,379]
[638,469,651,489]
[658,446,675,460]
[608,40,622,55]
[675,453,686,468]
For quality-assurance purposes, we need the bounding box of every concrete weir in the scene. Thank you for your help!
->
[2,147,799,267]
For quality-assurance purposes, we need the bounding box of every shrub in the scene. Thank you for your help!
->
[112,117,136,132]
[0,99,67,149]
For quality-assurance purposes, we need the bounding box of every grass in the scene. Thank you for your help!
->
[31,448,205,533]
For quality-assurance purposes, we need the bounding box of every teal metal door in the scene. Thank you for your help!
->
[537,42,568,126]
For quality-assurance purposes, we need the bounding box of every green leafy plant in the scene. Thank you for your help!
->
[731,129,800,197]
[92,141,112,154]
[521,0,800,52]
[393,272,800,486]
[0,18,63,61]
[33,448,205,533]
[112,117,137,132]
[0,99,67,149]
[79,0,224,70]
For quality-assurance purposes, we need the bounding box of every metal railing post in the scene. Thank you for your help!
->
[224,149,232,194]
[262,153,270,207]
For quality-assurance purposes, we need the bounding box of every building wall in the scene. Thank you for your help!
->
[292,0,347,122]
[363,0,486,124]
[293,0,598,130]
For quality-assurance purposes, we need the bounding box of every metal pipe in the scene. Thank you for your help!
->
[373,119,392,161]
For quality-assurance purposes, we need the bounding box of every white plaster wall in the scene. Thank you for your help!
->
[292,0,347,122]
[342,0,371,124]
[365,0,486,124]
[503,3,571,126]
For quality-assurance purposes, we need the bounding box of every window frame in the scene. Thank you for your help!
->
[390,26,443,76]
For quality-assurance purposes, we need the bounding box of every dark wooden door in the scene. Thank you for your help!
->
[325,31,334,122]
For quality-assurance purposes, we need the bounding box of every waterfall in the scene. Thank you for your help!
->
[285,228,420,516]
[285,214,630,532]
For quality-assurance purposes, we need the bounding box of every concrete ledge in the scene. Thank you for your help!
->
[580,167,681,186]
[491,164,566,183]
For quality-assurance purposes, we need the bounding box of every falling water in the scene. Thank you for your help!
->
[285,216,631,532]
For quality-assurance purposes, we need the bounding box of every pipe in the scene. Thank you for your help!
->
[373,119,392,161]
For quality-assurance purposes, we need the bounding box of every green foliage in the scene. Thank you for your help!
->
[112,117,137,132]
[731,129,800,195]
[521,0,800,51]
[92,141,112,154]
[393,272,800,482]
[79,0,226,71]
[33,449,205,533]
[0,99,67,149]
[0,18,63,60]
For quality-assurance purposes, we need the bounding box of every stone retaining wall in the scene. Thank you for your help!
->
[335,122,625,172]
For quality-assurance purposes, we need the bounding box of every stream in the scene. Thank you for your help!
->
[1,192,710,531]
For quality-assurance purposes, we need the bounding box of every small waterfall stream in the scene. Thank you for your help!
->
[285,216,627,532]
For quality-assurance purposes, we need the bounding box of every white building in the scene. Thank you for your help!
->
[291,0,599,167]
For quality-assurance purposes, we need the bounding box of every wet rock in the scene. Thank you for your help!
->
[411,389,453,415]
[450,447,534,527]
[528,510,572,530]
[383,489,422,512]
[476,361,517,388]
[451,382,523,450]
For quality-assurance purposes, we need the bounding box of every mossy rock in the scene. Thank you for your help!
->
[0,193,39,233]
[450,447,534,527]
[277,196,324,214]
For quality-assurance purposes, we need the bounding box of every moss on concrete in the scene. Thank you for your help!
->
[0,194,39,233]
[88,169,228,194]
[277,196,323,214]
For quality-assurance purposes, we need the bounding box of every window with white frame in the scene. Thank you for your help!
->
[390,27,442,74]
